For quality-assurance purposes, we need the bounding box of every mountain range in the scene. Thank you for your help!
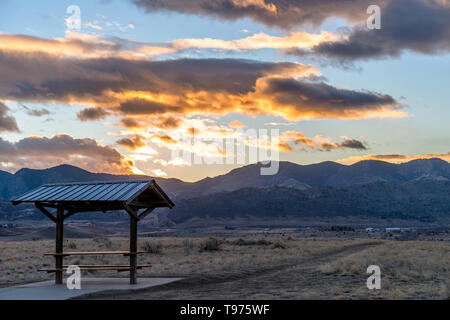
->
[1,158,450,223]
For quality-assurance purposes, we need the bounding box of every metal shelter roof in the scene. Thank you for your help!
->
[11,180,174,210]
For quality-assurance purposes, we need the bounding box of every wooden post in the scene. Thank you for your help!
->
[130,215,138,284]
[55,206,64,284]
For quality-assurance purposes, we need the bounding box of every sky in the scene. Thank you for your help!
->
[0,0,449,181]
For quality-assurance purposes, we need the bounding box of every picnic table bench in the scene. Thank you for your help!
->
[39,251,151,272]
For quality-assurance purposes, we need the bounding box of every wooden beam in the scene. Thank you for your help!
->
[35,203,57,223]
[151,181,174,208]
[150,181,171,207]
[138,207,155,220]
[39,202,123,212]
[128,201,168,208]
[44,251,146,256]
[123,203,140,220]
[38,202,58,208]
[55,206,64,285]
[129,214,138,284]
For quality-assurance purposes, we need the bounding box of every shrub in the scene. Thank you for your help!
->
[183,239,194,254]
[273,241,287,249]
[199,237,220,252]
[93,236,112,248]
[67,241,77,249]
[143,241,163,254]
[233,238,272,246]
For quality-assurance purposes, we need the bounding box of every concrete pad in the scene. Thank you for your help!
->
[0,277,182,300]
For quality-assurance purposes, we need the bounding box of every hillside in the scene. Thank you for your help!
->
[0,164,187,200]
[168,180,450,223]
[1,159,450,223]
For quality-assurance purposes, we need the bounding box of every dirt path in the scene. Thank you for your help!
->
[77,241,382,299]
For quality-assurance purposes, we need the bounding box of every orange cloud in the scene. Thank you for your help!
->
[0,134,136,174]
[116,135,146,151]
[0,29,345,61]
[172,31,344,52]
[228,120,246,128]
[151,134,178,144]
[0,30,345,63]
[0,38,406,124]
[279,131,367,152]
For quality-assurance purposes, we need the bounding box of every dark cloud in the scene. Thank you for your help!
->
[154,116,183,129]
[282,131,367,152]
[319,139,367,151]
[340,139,367,150]
[0,134,135,174]
[289,0,450,61]
[119,117,141,128]
[0,50,293,102]
[0,47,403,121]
[319,138,367,151]
[77,107,110,121]
[118,99,180,115]
[133,0,380,29]
[261,78,400,118]
[0,102,20,133]
[372,154,408,160]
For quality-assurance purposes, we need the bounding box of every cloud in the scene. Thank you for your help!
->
[119,117,141,129]
[117,116,184,130]
[340,138,367,150]
[150,134,178,144]
[133,0,381,29]
[281,131,367,152]
[337,152,450,165]
[18,103,50,117]
[255,78,405,119]
[6,2,449,65]
[264,122,295,126]
[84,22,103,31]
[289,0,450,62]
[116,135,146,151]
[77,107,110,121]
[0,134,136,174]
[152,168,167,177]
[0,32,132,59]
[0,30,343,62]
[153,157,191,167]
[0,45,405,122]
[171,31,344,51]
[228,120,246,128]
[151,116,184,129]
[0,102,20,133]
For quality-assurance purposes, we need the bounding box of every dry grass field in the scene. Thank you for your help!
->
[0,237,448,299]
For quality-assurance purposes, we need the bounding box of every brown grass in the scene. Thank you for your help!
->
[0,237,448,300]
[318,241,450,299]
